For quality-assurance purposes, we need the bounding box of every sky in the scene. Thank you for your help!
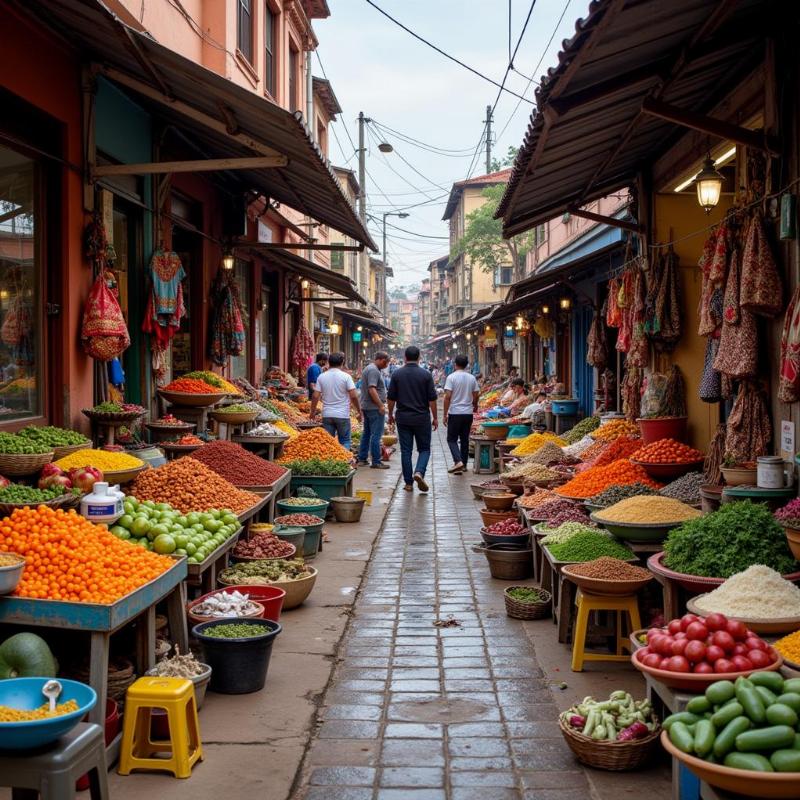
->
[314,0,583,290]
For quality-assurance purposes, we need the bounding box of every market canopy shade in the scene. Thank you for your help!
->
[333,306,396,338]
[497,0,767,237]
[23,0,376,249]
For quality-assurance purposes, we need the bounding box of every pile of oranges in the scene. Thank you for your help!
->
[278,427,352,463]
[633,438,704,464]
[0,506,173,604]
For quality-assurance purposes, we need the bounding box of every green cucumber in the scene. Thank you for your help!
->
[693,719,715,758]
[770,749,800,772]
[706,680,736,705]
[686,696,712,715]
[749,672,784,693]
[723,752,774,772]
[711,702,743,729]
[735,683,766,724]
[668,721,694,754]
[663,711,701,730]
[713,716,751,759]
[735,725,796,752]
[781,678,800,694]
[775,692,800,713]
[754,686,778,707]
[765,703,799,727]
[793,733,800,751]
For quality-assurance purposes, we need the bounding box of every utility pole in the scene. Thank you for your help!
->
[382,211,408,325]
[484,104,493,174]
[357,111,367,304]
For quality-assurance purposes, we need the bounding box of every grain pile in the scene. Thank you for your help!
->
[594,496,702,525]
[693,565,800,619]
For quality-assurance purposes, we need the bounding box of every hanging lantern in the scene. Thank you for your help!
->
[466,332,472,341]
[301,278,310,290]
[485,324,492,334]
[515,315,525,331]
[695,155,724,213]
[559,296,572,311]
[541,304,550,315]
[330,320,341,336]
[221,250,235,270]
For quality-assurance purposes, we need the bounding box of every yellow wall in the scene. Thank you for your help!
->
[462,187,507,304]
[652,194,727,450]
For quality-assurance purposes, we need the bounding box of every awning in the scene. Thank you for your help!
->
[497,0,766,237]
[333,306,396,338]
[428,331,452,344]
[25,0,376,249]
[240,247,366,304]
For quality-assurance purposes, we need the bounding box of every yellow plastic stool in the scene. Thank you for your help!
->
[571,590,642,672]
[118,677,203,779]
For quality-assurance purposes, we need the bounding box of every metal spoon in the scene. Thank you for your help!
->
[42,680,62,713]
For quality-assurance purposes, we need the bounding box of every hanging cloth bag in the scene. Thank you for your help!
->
[778,284,800,403]
[740,214,782,317]
[80,271,130,361]
[713,249,757,379]
[606,277,622,327]
[586,308,607,369]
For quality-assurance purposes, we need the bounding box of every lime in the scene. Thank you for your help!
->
[153,534,177,554]
[177,516,188,528]
[122,502,135,516]
[186,512,200,526]
[223,514,238,526]
[119,514,134,530]
[205,519,222,533]
[131,517,151,537]
[174,548,187,557]
[210,509,222,520]
[156,502,171,512]
[185,542,197,556]
[187,555,199,564]
[110,525,129,539]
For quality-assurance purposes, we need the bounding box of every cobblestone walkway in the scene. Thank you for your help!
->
[296,425,590,800]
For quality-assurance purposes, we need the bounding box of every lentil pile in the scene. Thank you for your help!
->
[566,557,651,581]
[503,463,559,481]
[233,531,296,559]
[273,513,323,526]
[526,498,578,520]
[555,459,661,499]
[547,531,633,562]
[0,700,79,722]
[540,522,602,545]
[54,449,144,472]
[594,496,702,525]
[525,441,568,465]
[516,489,557,509]
[659,472,704,504]
[190,440,287,486]
[693,564,800,619]
[590,419,639,441]
[510,433,565,457]
[201,623,269,639]
[587,483,659,508]
[562,416,601,444]
[592,436,643,468]
[547,509,592,527]
[280,497,327,507]
[132,457,260,514]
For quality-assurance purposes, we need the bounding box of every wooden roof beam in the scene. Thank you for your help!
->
[566,206,642,233]
[94,155,287,177]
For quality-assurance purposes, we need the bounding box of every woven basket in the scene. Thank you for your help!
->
[81,409,145,424]
[503,586,551,620]
[72,657,137,704]
[559,716,660,771]
[52,441,91,461]
[0,492,74,517]
[0,451,54,476]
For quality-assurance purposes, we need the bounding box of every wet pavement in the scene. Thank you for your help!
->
[295,424,671,799]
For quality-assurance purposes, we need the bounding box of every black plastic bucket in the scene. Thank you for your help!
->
[192,618,282,694]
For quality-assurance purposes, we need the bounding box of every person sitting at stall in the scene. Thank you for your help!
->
[508,384,533,416]
[500,378,526,407]
[521,391,548,429]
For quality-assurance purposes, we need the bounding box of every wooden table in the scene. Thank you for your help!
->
[541,546,578,644]
[232,433,289,462]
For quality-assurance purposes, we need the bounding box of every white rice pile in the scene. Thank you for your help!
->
[563,435,595,458]
[695,564,800,618]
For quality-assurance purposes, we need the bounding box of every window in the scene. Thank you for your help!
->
[238,0,253,63]
[495,266,513,285]
[535,223,547,246]
[330,249,344,271]
[264,4,276,96]
[289,46,299,112]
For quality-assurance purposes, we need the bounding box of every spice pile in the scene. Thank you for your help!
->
[659,472,704,504]
[693,565,800,619]
[590,419,639,441]
[526,498,578,520]
[546,531,632,562]
[540,522,609,546]
[566,557,651,581]
[163,377,222,394]
[190,440,287,487]
[278,427,352,463]
[201,623,267,639]
[563,435,596,458]
[633,438,703,464]
[525,441,568,465]
[485,519,526,536]
[562,416,601,444]
[54,449,143,472]
[182,371,240,394]
[503,463,559,482]
[587,483,659,508]
[220,558,311,585]
[273,513,323,527]
[510,433,565,457]
[152,415,187,427]
[132,457,260,514]
[576,439,609,464]
[168,434,204,446]
[233,530,296,560]
[0,506,172,602]
[247,422,287,438]
[545,508,592,528]
[591,436,642,468]
[774,630,800,664]
[555,459,661,499]
[516,489,557,509]
[280,497,327,507]
[594,496,702,525]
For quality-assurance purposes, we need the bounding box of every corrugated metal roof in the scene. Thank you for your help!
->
[21,0,375,249]
[497,0,767,237]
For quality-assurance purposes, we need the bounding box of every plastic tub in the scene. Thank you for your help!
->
[275,498,329,518]
[214,584,286,622]
[272,525,306,554]
[551,399,579,415]
[192,618,282,694]
[636,416,688,444]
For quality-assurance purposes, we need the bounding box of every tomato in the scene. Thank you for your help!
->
[660,657,672,669]
[647,628,662,644]
[731,655,754,672]
[686,621,709,641]
[747,649,772,668]
[745,637,768,652]
[680,614,700,632]
[667,619,683,635]
[704,612,728,631]
[684,640,706,663]
[674,631,687,640]
[666,655,690,673]
[714,658,735,673]
[641,653,662,668]
[711,631,736,653]
[693,661,714,674]
[655,635,674,656]
[638,646,651,658]
[705,644,725,663]
[726,619,748,641]
[671,638,689,656]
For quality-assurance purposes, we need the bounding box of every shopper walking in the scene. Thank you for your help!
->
[306,352,328,399]
[310,352,361,451]
[387,345,437,492]
[443,354,480,474]
[357,351,390,469]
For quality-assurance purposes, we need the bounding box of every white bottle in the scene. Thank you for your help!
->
[80,482,124,525]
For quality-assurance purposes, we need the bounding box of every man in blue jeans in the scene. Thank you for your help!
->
[357,351,390,468]
[387,345,438,492]
[310,352,362,450]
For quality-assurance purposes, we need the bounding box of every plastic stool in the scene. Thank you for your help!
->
[571,590,641,672]
[118,677,203,778]
[0,722,108,800]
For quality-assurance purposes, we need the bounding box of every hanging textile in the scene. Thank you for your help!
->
[778,284,800,403]
[80,270,130,361]
[615,271,635,352]
[699,338,722,403]
[644,248,681,351]
[697,226,728,337]
[83,213,115,271]
[586,307,607,369]
[149,250,185,316]
[209,270,245,366]
[605,277,622,327]
[621,367,643,421]
[725,381,772,463]
[713,248,757,379]
[740,214,782,317]
[291,318,315,380]
[626,266,649,367]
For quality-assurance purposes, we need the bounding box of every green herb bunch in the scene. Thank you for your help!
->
[283,458,351,476]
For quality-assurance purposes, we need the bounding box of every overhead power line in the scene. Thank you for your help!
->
[369,119,478,156]
[368,215,449,240]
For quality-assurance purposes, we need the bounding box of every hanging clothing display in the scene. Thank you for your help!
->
[725,381,772,463]
[626,265,649,367]
[586,307,607,369]
[605,277,622,328]
[644,248,681,351]
[778,284,800,403]
[142,251,186,349]
[740,214,782,317]
[80,270,130,361]
[209,270,245,366]
[713,248,757,379]
[616,270,635,352]
[291,318,315,380]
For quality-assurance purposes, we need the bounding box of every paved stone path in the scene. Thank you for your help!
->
[296,425,592,800]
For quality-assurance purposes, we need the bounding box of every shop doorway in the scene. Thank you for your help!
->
[171,225,202,379]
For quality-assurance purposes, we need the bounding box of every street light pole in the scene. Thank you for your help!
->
[357,112,367,301]
[381,211,408,325]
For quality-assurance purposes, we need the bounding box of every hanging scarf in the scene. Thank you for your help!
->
[586,307,607,369]
[725,381,772,463]
[291,318,315,380]
[209,270,245,366]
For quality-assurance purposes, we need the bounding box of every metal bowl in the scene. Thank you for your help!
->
[0,553,25,595]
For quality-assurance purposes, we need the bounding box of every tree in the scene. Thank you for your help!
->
[490,145,519,173]
[451,183,535,284]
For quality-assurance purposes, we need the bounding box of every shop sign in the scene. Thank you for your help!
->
[352,331,362,343]
[483,331,497,346]
[780,420,795,460]
[317,334,331,354]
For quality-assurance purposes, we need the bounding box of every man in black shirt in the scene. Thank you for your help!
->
[387,345,438,492]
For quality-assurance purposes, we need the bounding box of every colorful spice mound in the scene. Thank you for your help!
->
[132,457,260,514]
[632,438,703,464]
[591,436,642,468]
[555,460,661,499]
[503,463,559,482]
[526,498,579,520]
[274,420,300,438]
[0,432,51,455]
[525,441,569,466]
[540,522,606,546]
[201,623,269,639]
[485,519,525,536]
[516,489,557,509]
[163,377,220,394]
[774,498,800,527]
[233,531,295,560]
[0,700,80,722]
[663,501,797,579]
[693,565,800,619]
[18,426,90,448]
[566,557,651,581]
[215,403,259,414]
[182,371,240,394]
[0,506,172,602]
[774,629,800,664]
[54,449,143,472]
[547,531,632,562]
[587,483,659,508]
[273,513,323,527]
[283,458,351,476]
[659,472,704,504]
[153,414,188,427]
[190,440,287,486]
[280,497,327,507]
[576,439,609,463]
[510,433,565,457]
[169,434,204,446]
[546,509,593,528]
[590,419,638,441]
[594,496,701,525]
[562,416,601,444]
[278,427,352,463]
[563,435,597,458]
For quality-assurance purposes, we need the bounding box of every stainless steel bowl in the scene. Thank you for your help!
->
[0,553,25,595]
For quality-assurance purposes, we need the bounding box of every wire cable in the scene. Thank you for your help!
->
[369,119,479,156]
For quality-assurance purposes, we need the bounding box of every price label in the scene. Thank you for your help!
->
[780,420,795,460]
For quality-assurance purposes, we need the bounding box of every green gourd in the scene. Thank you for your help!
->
[0,633,57,679]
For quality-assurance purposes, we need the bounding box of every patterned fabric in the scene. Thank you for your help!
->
[209,271,245,366]
[291,319,315,380]
[81,271,130,361]
[626,267,649,367]
[605,277,622,327]
[149,250,185,316]
[740,214,782,317]
[586,308,607,369]
[714,249,757,379]
[699,338,722,403]
[725,381,772,464]
[779,285,800,403]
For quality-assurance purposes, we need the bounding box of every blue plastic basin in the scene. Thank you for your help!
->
[551,400,579,415]
[0,677,97,750]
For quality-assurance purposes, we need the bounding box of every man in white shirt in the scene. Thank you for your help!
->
[310,352,362,451]
[443,354,480,474]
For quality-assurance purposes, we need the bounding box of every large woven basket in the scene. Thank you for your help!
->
[559,716,660,771]
[0,451,54,476]
[81,409,145,424]
[503,586,551,620]
[52,441,91,461]
[0,492,75,517]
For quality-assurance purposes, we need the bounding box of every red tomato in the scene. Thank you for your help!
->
[706,644,725,663]
[684,640,706,663]
[641,653,662,668]
[711,631,736,654]
[693,661,714,674]
[731,655,754,672]
[666,655,690,673]
[714,658,735,673]
[745,637,768,652]
[671,639,689,656]
[747,649,772,668]
[726,619,748,641]
[680,614,700,632]
[667,619,683,635]
[660,657,672,669]
[655,635,674,656]
[686,622,709,641]
[647,628,661,643]
[733,643,748,656]
[704,613,728,632]
[674,632,687,640]
[638,646,651,658]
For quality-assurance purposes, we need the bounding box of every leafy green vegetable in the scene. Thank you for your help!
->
[507,587,545,603]
[283,458,351,476]
[663,500,797,578]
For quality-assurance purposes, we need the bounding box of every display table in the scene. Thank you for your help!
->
[237,470,290,522]
[231,433,289,462]
[185,532,243,594]
[0,559,188,736]
[541,545,577,643]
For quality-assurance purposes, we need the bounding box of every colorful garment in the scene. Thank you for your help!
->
[149,250,185,316]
